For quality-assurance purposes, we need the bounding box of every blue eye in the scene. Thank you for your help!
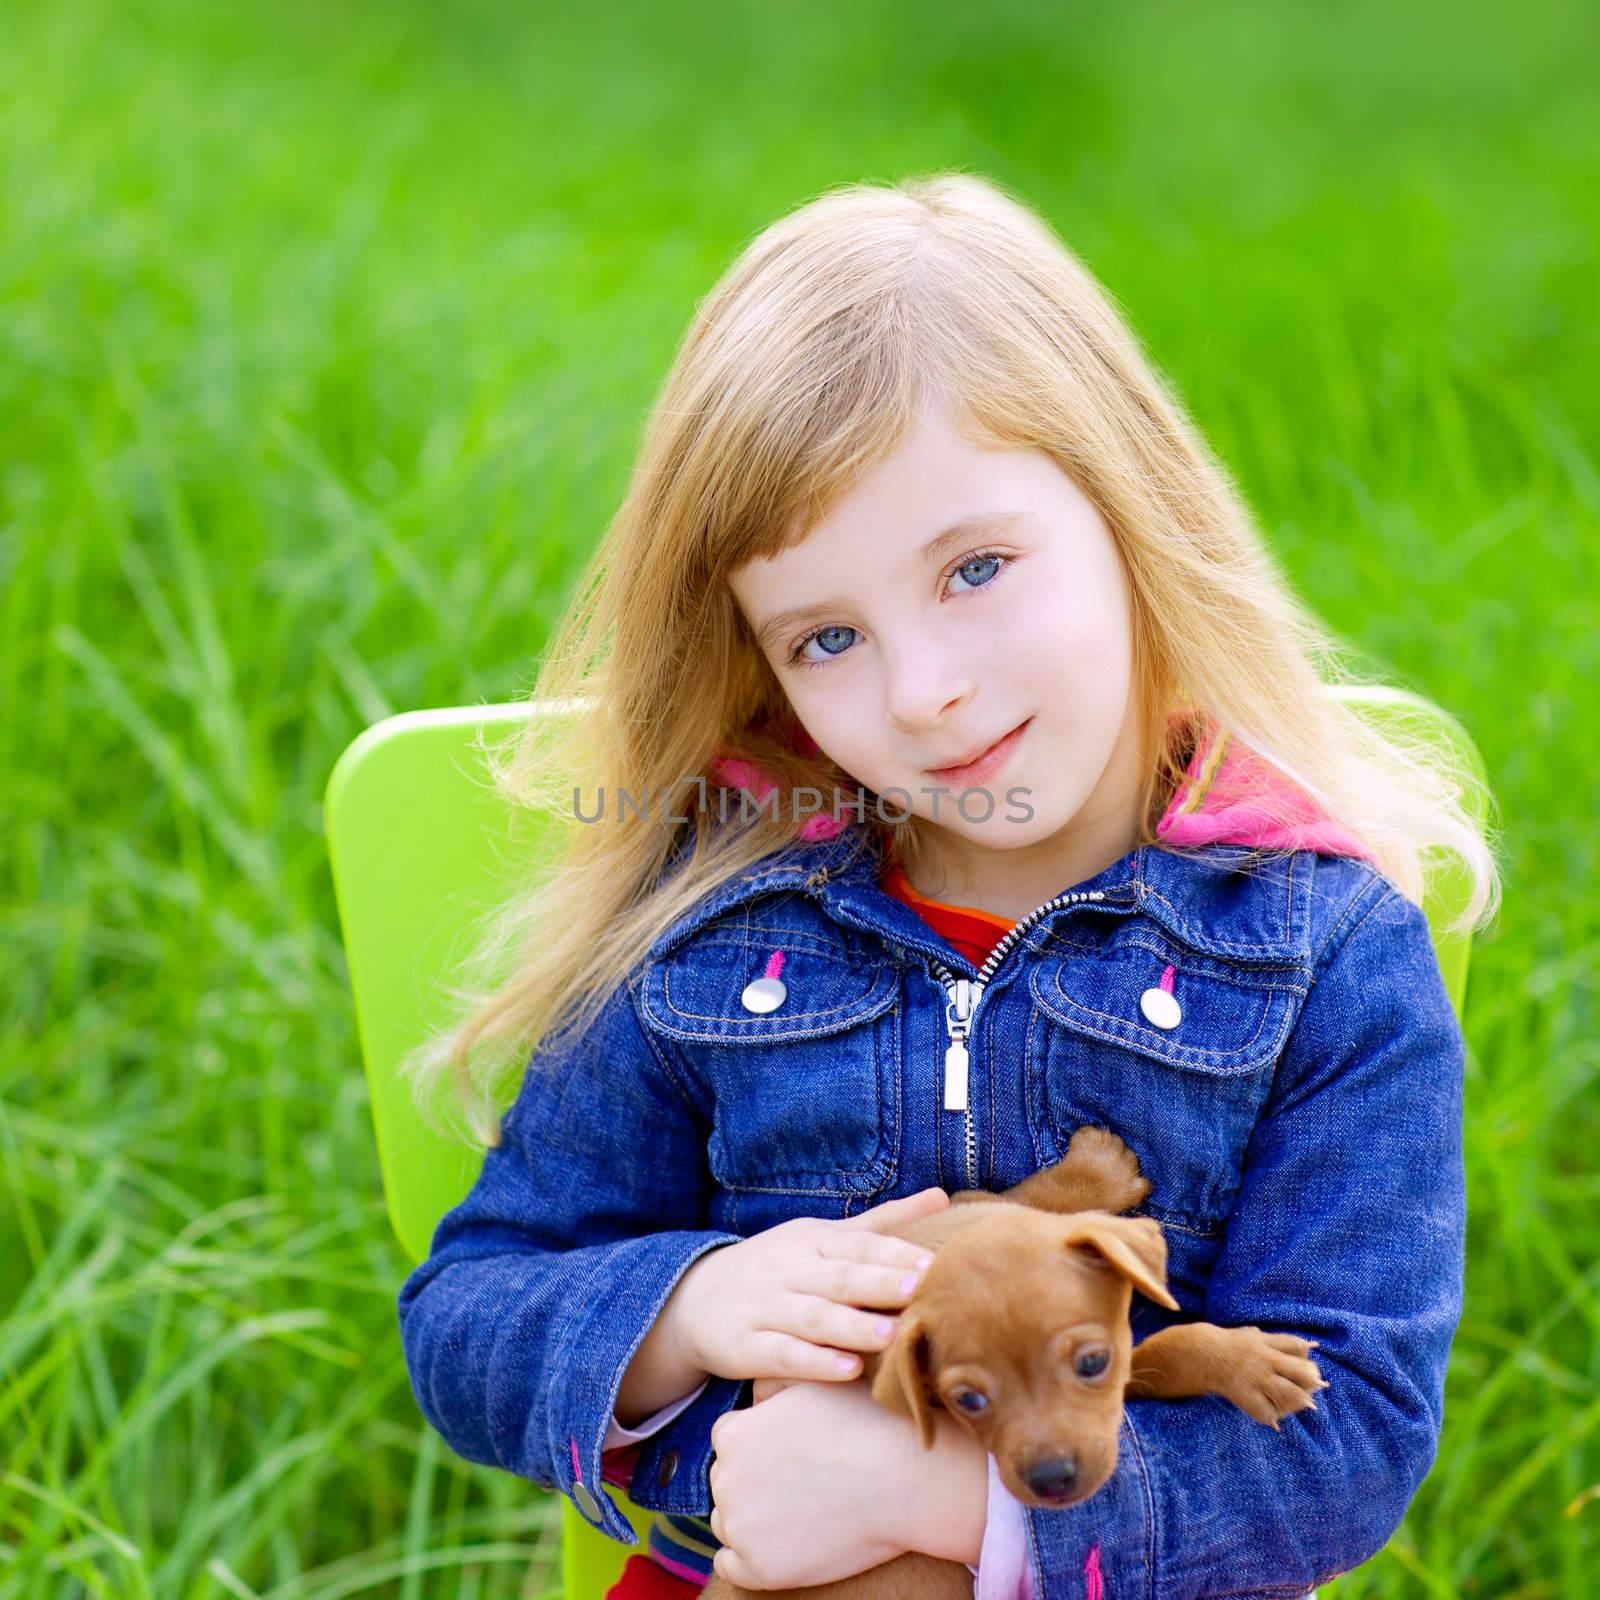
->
[790,624,858,667]
[948,553,1003,593]
[953,1389,989,1415]
[785,549,1010,670]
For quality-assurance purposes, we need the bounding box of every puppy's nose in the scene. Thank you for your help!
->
[1023,1455,1079,1499]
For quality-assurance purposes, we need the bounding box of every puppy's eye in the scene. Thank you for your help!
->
[952,1389,989,1415]
[1074,1349,1110,1380]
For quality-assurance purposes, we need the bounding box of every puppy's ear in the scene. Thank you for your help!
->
[870,1309,938,1449]
[1061,1212,1181,1311]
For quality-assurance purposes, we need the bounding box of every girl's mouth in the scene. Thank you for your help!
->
[925,717,1033,786]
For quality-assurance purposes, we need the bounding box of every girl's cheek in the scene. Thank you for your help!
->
[1051,598,1132,664]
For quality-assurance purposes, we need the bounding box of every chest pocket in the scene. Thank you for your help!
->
[1025,933,1308,1240]
[640,930,902,1200]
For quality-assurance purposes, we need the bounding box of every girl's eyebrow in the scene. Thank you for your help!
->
[753,509,1027,651]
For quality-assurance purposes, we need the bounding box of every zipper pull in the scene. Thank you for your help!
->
[944,1038,969,1112]
[943,978,972,1112]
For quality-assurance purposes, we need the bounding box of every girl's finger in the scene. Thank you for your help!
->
[814,1225,935,1277]
[795,1253,929,1310]
[749,1328,872,1382]
[779,1293,903,1356]
[715,1547,758,1589]
[838,1186,949,1229]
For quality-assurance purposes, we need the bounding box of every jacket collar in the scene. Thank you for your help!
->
[648,826,1314,969]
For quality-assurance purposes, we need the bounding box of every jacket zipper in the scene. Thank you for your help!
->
[928,888,1107,1189]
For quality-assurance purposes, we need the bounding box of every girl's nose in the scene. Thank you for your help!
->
[882,640,976,737]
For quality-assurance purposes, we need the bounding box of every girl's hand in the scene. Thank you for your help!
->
[675,1187,949,1384]
[708,1375,925,1589]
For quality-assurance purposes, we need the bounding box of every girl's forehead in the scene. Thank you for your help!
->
[730,406,1035,568]
[734,453,1042,586]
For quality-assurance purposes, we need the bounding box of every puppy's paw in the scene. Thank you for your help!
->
[1061,1125,1153,1213]
[1000,1125,1152,1215]
[1219,1327,1328,1429]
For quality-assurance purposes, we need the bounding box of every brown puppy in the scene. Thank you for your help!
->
[699,1128,1325,1600]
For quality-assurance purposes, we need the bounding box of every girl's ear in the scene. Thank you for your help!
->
[869,1310,939,1449]
[1060,1212,1181,1311]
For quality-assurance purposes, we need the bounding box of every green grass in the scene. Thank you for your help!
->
[3,0,1596,1593]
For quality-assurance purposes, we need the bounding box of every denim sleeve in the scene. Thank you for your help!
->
[395,965,747,1546]
[1023,880,1467,1598]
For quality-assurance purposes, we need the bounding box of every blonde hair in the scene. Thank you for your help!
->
[405,170,1501,1148]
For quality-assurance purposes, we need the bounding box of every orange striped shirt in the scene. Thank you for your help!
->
[879,857,1018,967]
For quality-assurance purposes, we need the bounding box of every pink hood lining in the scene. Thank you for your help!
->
[1154,716,1378,865]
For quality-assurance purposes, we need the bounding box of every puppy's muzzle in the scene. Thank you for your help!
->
[1022,1451,1080,1503]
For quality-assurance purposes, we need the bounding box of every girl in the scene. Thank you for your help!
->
[397,172,1497,1600]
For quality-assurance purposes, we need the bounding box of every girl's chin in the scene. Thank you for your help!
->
[923,808,1057,846]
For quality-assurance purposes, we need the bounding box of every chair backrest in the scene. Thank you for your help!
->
[323,686,1485,1263]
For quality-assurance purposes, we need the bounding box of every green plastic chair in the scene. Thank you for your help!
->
[323,686,1486,1600]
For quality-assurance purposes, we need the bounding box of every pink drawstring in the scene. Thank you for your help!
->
[570,1436,582,1483]
[1158,963,1176,994]
[763,950,785,980]
[1084,1541,1104,1599]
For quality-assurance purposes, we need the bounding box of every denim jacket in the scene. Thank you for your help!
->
[397,823,1465,1599]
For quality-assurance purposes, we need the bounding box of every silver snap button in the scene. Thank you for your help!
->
[573,1480,603,1521]
[1140,986,1182,1030]
[742,950,789,1013]
[741,975,787,1012]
